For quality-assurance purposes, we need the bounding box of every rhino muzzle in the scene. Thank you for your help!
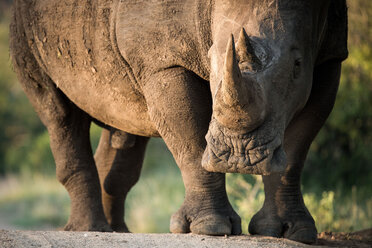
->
[202,119,286,175]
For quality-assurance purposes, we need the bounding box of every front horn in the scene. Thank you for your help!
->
[220,34,245,107]
[214,34,267,131]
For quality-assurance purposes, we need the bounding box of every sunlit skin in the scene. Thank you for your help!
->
[10,0,347,244]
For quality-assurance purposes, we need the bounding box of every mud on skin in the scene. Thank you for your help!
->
[10,0,348,244]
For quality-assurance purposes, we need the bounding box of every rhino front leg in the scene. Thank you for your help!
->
[249,60,342,244]
[95,128,148,232]
[143,67,241,235]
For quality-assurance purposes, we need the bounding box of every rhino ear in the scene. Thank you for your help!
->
[236,28,262,71]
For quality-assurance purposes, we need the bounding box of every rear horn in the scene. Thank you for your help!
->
[236,28,262,71]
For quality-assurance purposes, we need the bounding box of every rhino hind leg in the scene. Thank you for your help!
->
[52,101,111,232]
[142,67,241,235]
[95,129,148,232]
[10,14,111,231]
[249,60,342,244]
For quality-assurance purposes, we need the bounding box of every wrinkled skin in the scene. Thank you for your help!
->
[10,0,347,244]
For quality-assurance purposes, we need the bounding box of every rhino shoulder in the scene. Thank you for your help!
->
[114,0,212,82]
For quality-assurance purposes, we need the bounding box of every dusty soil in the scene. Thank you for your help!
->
[316,229,372,247]
[0,229,371,248]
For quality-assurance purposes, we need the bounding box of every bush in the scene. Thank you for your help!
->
[303,0,372,197]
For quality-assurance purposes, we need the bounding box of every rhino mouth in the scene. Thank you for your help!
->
[202,119,286,175]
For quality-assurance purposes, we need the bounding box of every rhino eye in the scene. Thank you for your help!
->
[293,58,302,79]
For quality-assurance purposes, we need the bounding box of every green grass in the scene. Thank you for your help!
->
[123,138,186,233]
[125,168,184,233]
[0,174,69,230]
[226,174,265,234]
[228,175,372,234]
[304,189,372,232]
[0,138,186,232]
[0,141,371,233]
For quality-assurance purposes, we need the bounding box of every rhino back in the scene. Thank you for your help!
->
[14,0,163,136]
[115,0,212,83]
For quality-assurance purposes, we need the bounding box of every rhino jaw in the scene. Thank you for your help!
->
[202,119,287,175]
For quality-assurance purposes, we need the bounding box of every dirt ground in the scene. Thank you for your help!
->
[0,229,371,248]
[316,229,372,247]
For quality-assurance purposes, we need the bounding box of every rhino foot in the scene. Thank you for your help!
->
[64,219,113,232]
[249,205,317,244]
[109,222,129,233]
[170,195,241,235]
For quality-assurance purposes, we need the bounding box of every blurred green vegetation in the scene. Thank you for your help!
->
[302,0,372,201]
[0,0,371,233]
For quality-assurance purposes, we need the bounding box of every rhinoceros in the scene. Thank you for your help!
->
[10,0,347,244]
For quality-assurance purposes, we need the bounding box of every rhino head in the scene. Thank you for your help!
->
[202,1,323,175]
